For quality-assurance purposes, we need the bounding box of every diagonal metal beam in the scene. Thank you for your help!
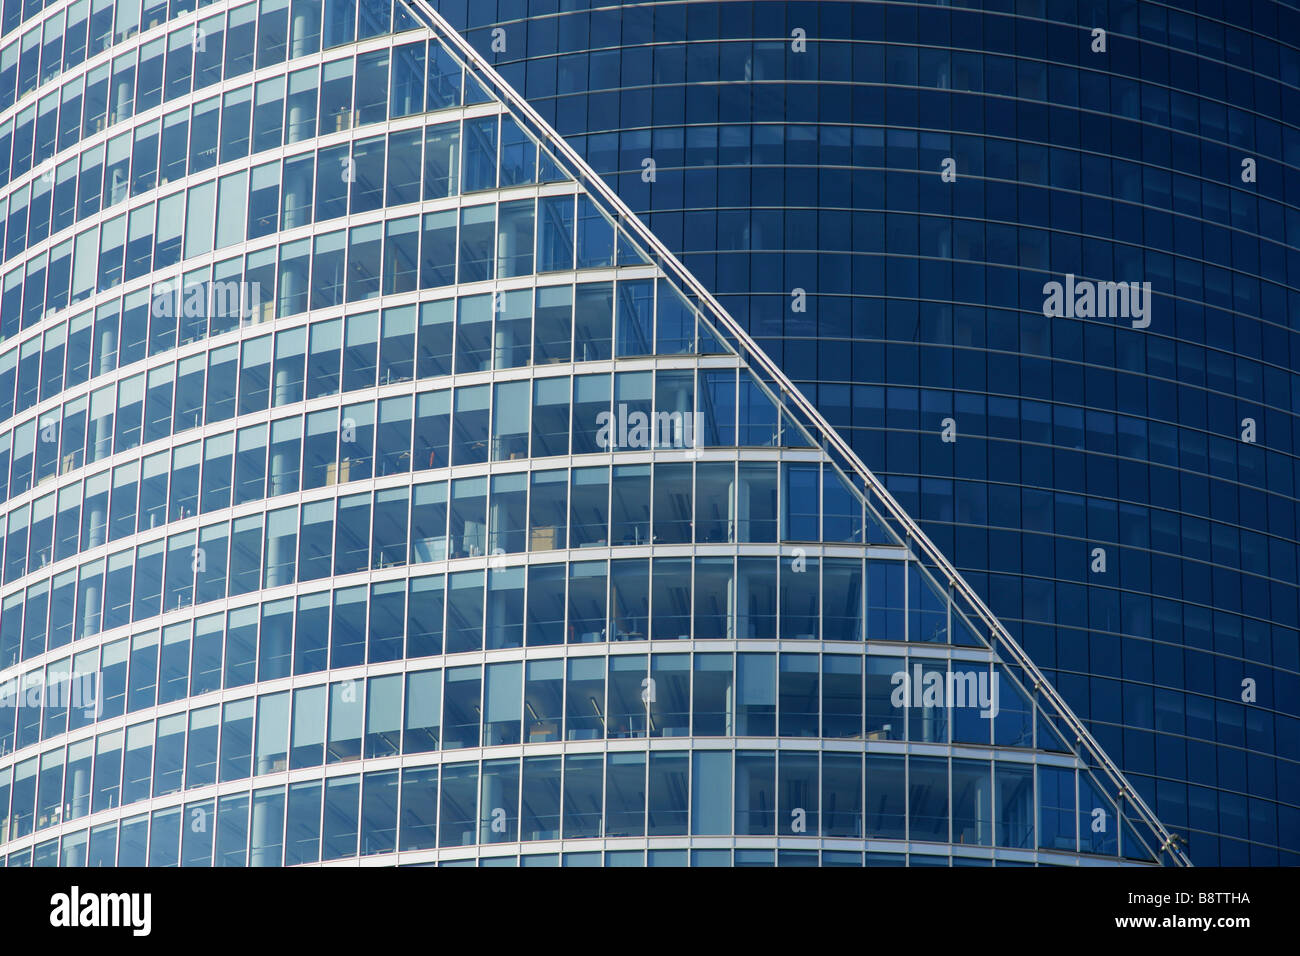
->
[397,0,1191,866]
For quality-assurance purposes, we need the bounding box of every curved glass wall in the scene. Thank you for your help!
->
[414,0,1300,867]
[0,0,1189,866]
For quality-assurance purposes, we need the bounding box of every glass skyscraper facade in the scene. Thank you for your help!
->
[0,0,1286,868]
[430,0,1300,867]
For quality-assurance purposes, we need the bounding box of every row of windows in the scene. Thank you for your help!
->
[566,117,1291,217]
[8,843,1042,866]
[0,280,759,504]
[664,182,1292,308]
[2,271,1296,564]
[1,535,936,687]
[8,509,1296,765]
[813,356,1292,459]
[893,430,1285,562]
[2,33,1289,330]
[522,81,1294,228]
[2,122,1289,587]
[10,551,1293,759]
[519,25,1297,111]
[657,251,1295,410]
[505,39,1300,169]
[658,254,1294,395]
[900,418,1295,540]
[573,136,1295,275]
[11,101,1298,337]
[19,844,1024,867]
[6,416,1286,669]
[5,14,1289,361]
[891,491,1299,658]
[0,645,1051,811]
[8,0,1295,145]
[637,190,1293,343]
[832,300,1289,410]
[0,0,413,121]
[825,384,1297,534]
[40,186,564,326]
[0,61,537,291]
[1041,665,1292,791]
[9,190,1299,405]
[6,566,1293,815]
[10,0,1296,83]
[865,428,1300,626]
[0,109,517,283]
[4,500,1293,760]
[0,349,812,523]
[2,335,1297,610]
[14,96,1295,304]
[0,753,1149,865]
[4,293,1292,565]
[0,268,703,440]
[460,0,1300,136]
[0,431,867,583]
[851,512,1298,690]
[1,177,650,358]
[5,133,1297,393]
[452,0,1300,84]
[856,389,1293,496]
[856,419,1300,567]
